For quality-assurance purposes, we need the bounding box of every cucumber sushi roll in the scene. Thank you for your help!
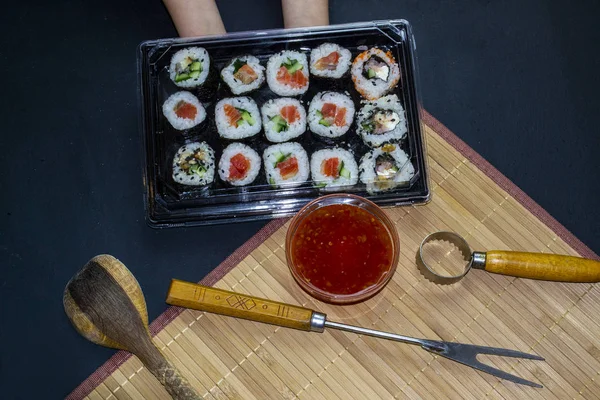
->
[310,43,352,78]
[308,92,355,138]
[311,148,358,191]
[162,91,206,130]
[172,142,215,186]
[351,48,400,100]
[169,47,210,88]
[263,142,309,188]
[261,98,306,143]
[218,143,261,186]
[356,94,407,147]
[215,97,261,139]
[266,51,309,96]
[221,55,265,95]
[359,144,414,193]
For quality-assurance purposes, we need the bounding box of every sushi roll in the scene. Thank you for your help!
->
[215,97,261,139]
[263,142,309,188]
[266,51,309,96]
[261,98,306,143]
[311,148,358,191]
[359,144,414,193]
[218,143,261,186]
[310,43,352,78]
[172,142,215,186]
[308,92,355,138]
[162,91,206,130]
[356,94,407,147]
[351,48,400,100]
[221,55,265,95]
[169,47,210,88]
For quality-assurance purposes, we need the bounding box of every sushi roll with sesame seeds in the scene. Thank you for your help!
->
[359,144,414,193]
[169,47,211,88]
[308,92,355,138]
[310,148,358,191]
[266,51,309,96]
[172,142,215,186]
[218,143,261,186]
[263,142,309,188]
[162,91,206,131]
[310,43,352,79]
[351,48,400,100]
[221,55,265,95]
[215,97,261,139]
[356,94,407,147]
[261,98,306,143]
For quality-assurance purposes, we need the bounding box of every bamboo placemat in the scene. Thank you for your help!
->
[69,112,599,400]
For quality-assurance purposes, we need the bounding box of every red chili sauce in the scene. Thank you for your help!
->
[291,204,394,295]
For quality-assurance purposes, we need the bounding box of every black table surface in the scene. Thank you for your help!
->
[1,1,599,398]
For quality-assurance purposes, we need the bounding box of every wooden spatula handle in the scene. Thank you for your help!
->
[166,279,316,331]
[484,251,600,282]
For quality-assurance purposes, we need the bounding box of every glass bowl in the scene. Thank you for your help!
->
[285,194,400,304]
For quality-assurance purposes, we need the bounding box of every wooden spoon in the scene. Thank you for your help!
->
[63,254,200,399]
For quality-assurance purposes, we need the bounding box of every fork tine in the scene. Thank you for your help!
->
[471,344,545,361]
[456,357,543,388]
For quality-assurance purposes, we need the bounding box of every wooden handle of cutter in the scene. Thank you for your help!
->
[166,279,317,331]
[484,251,600,282]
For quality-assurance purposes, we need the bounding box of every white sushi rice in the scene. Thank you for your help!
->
[221,55,265,95]
[162,91,206,130]
[308,91,355,138]
[351,48,400,100]
[218,143,261,186]
[356,94,407,147]
[261,98,306,143]
[215,97,262,139]
[169,47,210,88]
[263,142,309,188]
[266,51,309,96]
[172,142,215,186]
[310,148,358,191]
[359,144,414,193]
[310,43,352,78]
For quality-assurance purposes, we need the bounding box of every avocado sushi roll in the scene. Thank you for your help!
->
[356,94,407,147]
[266,51,309,96]
[215,97,261,139]
[169,47,210,88]
[162,91,206,131]
[218,143,261,186]
[172,142,215,186]
[308,91,355,138]
[351,48,400,100]
[261,98,306,143]
[359,144,414,193]
[310,148,358,191]
[221,55,265,95]
[310,43,352,78]
[263,142,309,188]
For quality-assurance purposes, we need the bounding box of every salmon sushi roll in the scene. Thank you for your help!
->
[215,97,261,139]
[266,51,309,96]
[221,55,265,95]
[310,148,358,191]
[172,142,215,186]
[359,144,414,193]
[263,142,309,188]
[351,48,400,100]
[218,143,261,186]
[162,91,206,130]
[307,92,355,138]
[261,98,306,143]
[356,94,407,147]
[169,47,211,89]
[310,43,352,79]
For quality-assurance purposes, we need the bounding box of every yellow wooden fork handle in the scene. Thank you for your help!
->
[166,279,318,331]
[482,251,600,282]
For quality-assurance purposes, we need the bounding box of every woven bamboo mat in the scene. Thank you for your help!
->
[70,112,600,400]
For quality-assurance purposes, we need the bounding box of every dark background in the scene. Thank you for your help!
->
[1,0,598,398]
